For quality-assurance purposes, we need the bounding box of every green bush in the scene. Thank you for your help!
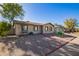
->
[0,21,11,37]
[56,31,64,37]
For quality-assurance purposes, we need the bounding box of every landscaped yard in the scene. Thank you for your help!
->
[0,34,75,56]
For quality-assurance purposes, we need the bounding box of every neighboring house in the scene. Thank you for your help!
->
[14,20,54,35]
[54,24,64,32]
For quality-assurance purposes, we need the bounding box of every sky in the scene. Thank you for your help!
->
[21,3,79,25]
[1,3,79,25]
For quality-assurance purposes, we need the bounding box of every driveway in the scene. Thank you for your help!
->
[0,34,75,56]
[48,33,79,56]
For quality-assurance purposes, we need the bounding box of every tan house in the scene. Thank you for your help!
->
[14,20,54,35]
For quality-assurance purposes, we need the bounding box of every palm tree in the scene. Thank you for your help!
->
[0,3,24,26]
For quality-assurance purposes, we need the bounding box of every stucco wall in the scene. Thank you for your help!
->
[14,23,55,35]
[14,24,42,35]
[28,25,42,34]
[15,24,21,35]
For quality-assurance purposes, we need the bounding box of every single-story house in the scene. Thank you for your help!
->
[14,20,55,35]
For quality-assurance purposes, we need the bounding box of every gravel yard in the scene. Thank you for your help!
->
[0,34,75,56]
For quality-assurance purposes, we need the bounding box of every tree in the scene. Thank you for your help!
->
[64,18,77,32]
[0,3,24,26]
[0,21,11,37]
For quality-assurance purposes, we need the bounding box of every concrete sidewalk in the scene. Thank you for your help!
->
[48,37,79,56]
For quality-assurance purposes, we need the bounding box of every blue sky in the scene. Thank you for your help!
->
[1,3,79,25]
[22,3,79,25]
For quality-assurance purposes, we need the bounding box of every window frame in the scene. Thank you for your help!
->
[45,26,48,31]
[34,26,38,31]
[50,27,52,31]
[22,25,28,32]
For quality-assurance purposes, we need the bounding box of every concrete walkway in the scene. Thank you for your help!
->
[48,34,79,56]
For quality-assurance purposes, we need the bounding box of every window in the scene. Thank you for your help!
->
[45,26,48,31]
[23,25,27,31]
[34,26,38,31]
[50,27,52,31]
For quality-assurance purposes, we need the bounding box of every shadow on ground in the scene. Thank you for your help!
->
[48,43,79,56]
[0,34,76,56]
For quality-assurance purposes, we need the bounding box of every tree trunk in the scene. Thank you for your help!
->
[9,18,15,35]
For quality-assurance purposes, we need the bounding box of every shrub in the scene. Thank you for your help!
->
[28,32,34,35]
[0,21,11,37]
[56,31,64,37]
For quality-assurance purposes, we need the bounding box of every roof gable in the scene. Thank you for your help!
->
[43,23,54,27]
